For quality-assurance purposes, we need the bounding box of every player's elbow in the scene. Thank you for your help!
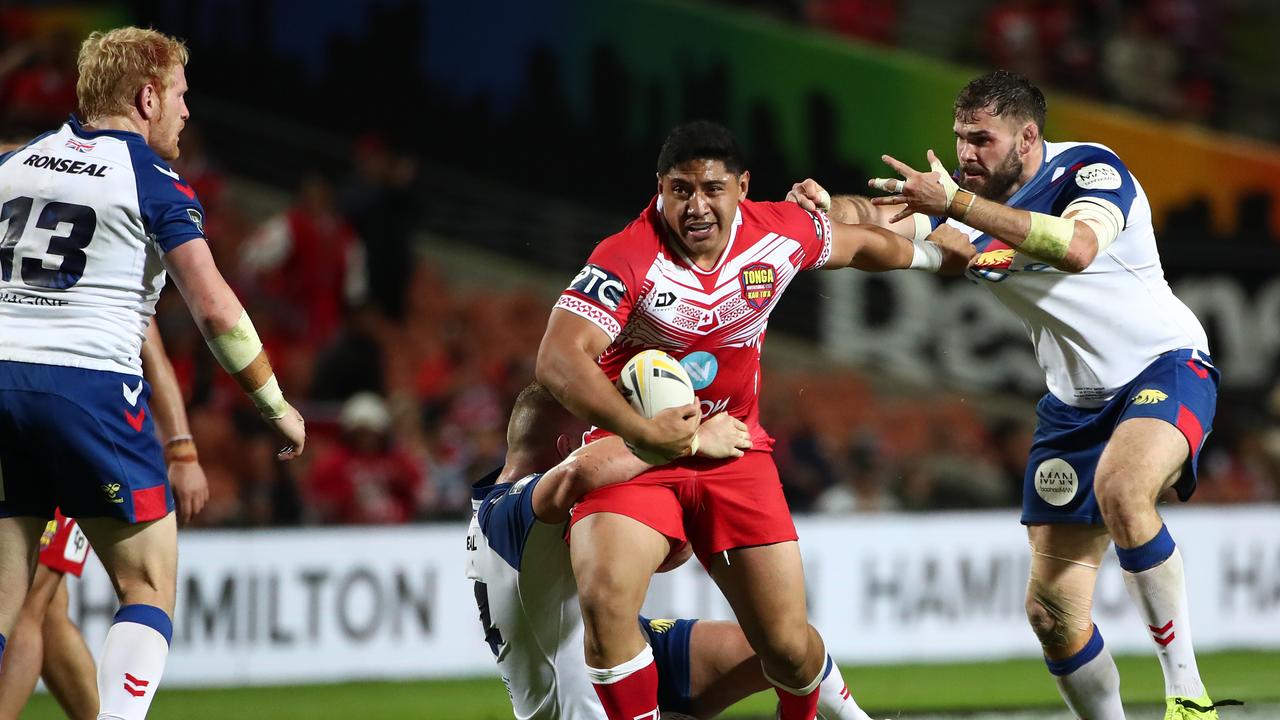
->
[1057,240,1097,274]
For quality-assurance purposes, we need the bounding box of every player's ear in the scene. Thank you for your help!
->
[738,169,750,199]
[555,433,572,461]
[136,82,157,121]
[655,172,664,196]
[1020,121,1038,155]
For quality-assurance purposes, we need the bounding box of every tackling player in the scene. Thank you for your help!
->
[790,71,1237,720]
[0,27,304,720]
[536,121,970,720]
[0,322,208,720]
[467,382,875,720]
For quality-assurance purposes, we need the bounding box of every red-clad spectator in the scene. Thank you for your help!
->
[806,0,898,45]
[241,175,367,348]
[306,393,424,524]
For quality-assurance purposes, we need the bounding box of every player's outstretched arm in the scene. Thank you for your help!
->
[787,178,974,275]
[160,239,306,459]
[867,150,1112,273]
[531,413,751,522]
[536,308,697,462]
[141,321,208,524]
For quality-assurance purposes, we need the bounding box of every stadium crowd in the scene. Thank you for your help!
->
[746,0,1278,141]
[1,12,1277,530]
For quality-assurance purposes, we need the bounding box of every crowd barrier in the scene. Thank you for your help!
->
[61,505,1280,686]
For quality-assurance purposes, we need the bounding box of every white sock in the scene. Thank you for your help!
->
[816,656,872,720]
[1047,626,1126,720]
[97,606,172,720]
[1121,546,1204,698]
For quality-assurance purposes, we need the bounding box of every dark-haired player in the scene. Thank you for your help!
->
[536,121,971,720]
[791,71,1232,720]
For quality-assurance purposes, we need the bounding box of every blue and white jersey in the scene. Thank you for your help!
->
[465,473,603,720]
[0,116,205,375]
[955,140,1208,407]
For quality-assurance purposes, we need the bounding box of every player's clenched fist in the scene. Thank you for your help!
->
[927,224,977,274]
[268,403,307,460]
[786,178,831,213]
[635,403,700,462]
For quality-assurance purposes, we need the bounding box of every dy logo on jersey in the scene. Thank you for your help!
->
[739,262,776,310]
[568,264,626,311]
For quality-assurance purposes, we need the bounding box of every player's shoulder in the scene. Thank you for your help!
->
[1046,140,1129,172]
[741,198,825,238]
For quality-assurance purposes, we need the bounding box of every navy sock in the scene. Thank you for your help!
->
[1115,523,1176,573]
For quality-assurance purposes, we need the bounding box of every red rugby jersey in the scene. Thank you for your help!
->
[555,196,832,450]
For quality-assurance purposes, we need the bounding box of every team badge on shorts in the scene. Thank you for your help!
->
[739,262,776,310]
[1033,458,1079,507]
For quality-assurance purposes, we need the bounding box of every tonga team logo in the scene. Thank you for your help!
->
[739,262,776,310]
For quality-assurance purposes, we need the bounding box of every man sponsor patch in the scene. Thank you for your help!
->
[739,262,776,310]
[567,264,626,311]
[1034,458,1079,507]
[187,208,204,234]
[1075,163,1122,191]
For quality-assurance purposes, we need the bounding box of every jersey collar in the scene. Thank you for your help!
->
[1005,139,1051,207]
[66,114,145,143]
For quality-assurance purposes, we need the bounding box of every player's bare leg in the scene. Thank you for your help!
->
[1026,523,1123,719]
[0,563,64,720]
[0,517,46,665]
[42,571,99,720]
[708,541,827,720]
[683,620,873,720]
[79,513,178,720]
[571,512,670,720]
[1094,418,1220,715]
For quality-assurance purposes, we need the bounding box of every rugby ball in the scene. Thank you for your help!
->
[618,350,696,465]
[618,349,696,419]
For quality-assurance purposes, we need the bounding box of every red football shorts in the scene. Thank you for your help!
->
[39,509,92,577]
[569,450,797,563]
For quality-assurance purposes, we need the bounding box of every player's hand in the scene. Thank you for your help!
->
[928,223,977,274]
[868,149,957,221]
[785,178,832,212]
[694,413,752,459]
[635,403,700,462]
[266,402,306,460]
[169,460,209,526]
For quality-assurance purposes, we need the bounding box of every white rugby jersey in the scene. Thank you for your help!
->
[0,116,205,375]
[465,473,604,720]
[956,140,1208,407]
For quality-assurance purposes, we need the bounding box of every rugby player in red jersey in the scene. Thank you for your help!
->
[536,121,972,720]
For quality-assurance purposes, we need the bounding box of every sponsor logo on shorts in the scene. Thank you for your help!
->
[568,264,626,311]
[739,262,776,310]
[102,482,125,504]
[647,618,676,634]
[680,351,718,391]
[1034,458,1079,507]
[1075,162,1123,190]
[1131,389,1168,405]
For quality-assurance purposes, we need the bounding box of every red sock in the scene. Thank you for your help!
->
[591,656,659,720]
[775,685,820,720]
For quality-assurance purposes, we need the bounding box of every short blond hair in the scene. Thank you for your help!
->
[76,27,188,121]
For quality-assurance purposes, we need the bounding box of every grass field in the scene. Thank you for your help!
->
[19,650,1278,719]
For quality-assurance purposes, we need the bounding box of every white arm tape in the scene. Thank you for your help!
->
[1063,197,1123,253]
[249,374,289,420]
[909,238,944,272]
[911,213,932,242]
[207,310,263,374]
